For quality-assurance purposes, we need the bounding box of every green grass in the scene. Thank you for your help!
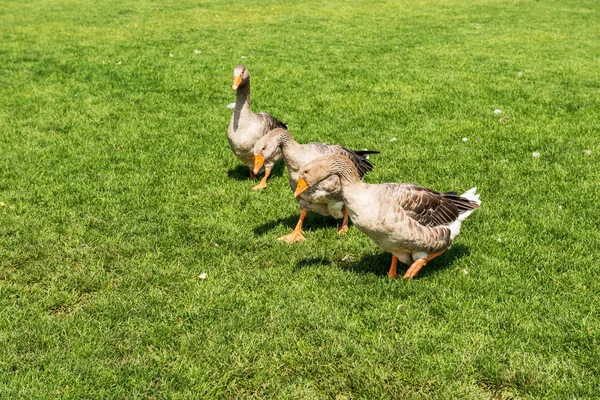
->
[1,0,599,397]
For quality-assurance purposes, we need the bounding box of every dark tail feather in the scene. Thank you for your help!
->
[443,193,481,212]
[274,119,288,130]
[353,150,380,156]
[349,149,379,177]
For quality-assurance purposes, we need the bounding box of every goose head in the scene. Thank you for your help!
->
[232,64,250,90]
[294,156,338,197]
[253,128,284,174]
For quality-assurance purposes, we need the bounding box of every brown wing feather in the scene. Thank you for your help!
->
[390,184,479,227]
[258,112,287,130]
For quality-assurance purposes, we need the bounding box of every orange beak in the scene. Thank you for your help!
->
[294,177,309,197]
[232,75,242,90]
[253,154,265,175]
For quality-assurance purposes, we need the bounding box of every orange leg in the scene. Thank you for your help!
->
[388,255,398,279]
[252,168,271,191]
[337,206,349,235]
[403,249,446,279]
[277,210,308,243]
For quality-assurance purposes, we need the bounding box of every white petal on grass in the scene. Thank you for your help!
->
[494,109,502,114]
[396,304,404,310]
[194,49,200,54]
[389,137,397,142]
[583,150,592,155]
[517,71,523,77]
[532,151,541,158]
[241,56,247,59]
[227,103,235,109]
[199,273,208,280]
[497,238,502,243]
[462,137,468,142]
[341,254,354,263]
[463,269,469,275]
[169,53,173,57]
[558,205,563,210]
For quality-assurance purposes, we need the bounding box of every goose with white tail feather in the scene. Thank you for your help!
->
[294,155,481,279]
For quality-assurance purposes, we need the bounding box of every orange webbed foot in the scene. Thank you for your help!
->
[277,230,306,243]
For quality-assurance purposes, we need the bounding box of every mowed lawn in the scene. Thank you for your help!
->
[1,0,599,398]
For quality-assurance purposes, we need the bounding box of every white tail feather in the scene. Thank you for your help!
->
[448,187,481,240]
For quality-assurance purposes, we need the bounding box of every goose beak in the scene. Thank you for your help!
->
[253,154,265,175]
[232,75,242,90]
[294,178,309,197]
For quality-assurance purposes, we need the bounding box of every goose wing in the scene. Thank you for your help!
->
[257,112,287,130]
[388,184,479,227]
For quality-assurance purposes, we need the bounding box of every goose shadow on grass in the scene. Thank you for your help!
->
[227,162,285,182]
[295,243,471,278]
[253,211,343,236]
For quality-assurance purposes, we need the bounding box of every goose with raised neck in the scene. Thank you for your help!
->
[227,64,286,190]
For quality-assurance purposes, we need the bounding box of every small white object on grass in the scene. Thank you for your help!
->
[169,53,173,57]
[194,49,200,54]
[389,137,397,142]
[462,137,468,143]
[241,56,247,59]
[199,273,208,280]
[583,150,592,155]
[0,202,7,208]
[227,103,235,109]
[396,304,404,311]
[463,269,469,275]
[532,151,541,158]
[558,205,563,210]
[212,242,220,247]
[517,71,523,77]
[497,238,502,243]
[494,109,502,114]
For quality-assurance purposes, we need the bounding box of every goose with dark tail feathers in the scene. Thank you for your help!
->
[227,64,286,190]
[294,154,481,279]
[254,128,379,243]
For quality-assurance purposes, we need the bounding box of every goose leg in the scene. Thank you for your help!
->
[404,249,446,279]
[277,210,308,243]
[252,168,271,191]
[388,255,398,279]
[337,207,349,235]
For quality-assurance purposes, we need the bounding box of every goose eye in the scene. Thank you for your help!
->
[262,146,266,150]
[303,170,308,174]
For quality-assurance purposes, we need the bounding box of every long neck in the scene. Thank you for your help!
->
[278,131,302,167]
[332,157,362,186]
[278,130,297,150]
[233,80,251,128]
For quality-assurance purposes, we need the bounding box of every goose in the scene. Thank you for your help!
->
[228,64,286,190]
[293,155,481,279]
[253,128,378,243]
